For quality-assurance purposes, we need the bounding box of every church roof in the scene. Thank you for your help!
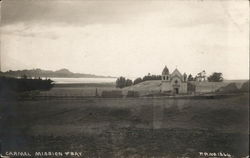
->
[162,66,169,75]
[171,68,183,78]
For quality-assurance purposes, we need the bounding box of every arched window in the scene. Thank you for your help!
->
[175,80,178,84]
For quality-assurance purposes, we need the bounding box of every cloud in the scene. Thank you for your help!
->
[1,0,158,26]
[1,0,249,79]
[3,0,246,29]
[1,24,59,40]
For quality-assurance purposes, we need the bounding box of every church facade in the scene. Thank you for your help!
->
[161,66,188,94]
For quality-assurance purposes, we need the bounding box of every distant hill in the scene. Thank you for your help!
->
[0,68,116,78]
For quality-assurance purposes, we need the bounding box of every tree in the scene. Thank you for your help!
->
[207,72,223,82]
[196,70,206,82]
[125,79,133,87]
[197,72,202,78]
[183,73,187,82]
[116,76,126,88]
[133,77,143,85]
[188,74,194,81]
[116,77,133,88]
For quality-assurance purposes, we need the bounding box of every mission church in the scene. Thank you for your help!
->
[161,66,188,94]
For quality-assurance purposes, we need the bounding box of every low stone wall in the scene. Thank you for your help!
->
[189,81,233,94]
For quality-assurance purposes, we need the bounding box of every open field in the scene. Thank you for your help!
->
[34,80,248,98]
[38,83,117,97]
[0,89,249,157]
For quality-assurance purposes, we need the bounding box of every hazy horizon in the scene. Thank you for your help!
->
[1,67,249,81]
[1,0,249,80]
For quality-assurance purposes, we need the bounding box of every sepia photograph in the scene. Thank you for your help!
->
[0,0,249,157]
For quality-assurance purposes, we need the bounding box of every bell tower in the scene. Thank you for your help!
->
[161,66,170,81]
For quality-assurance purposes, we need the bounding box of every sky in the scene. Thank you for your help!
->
[0,0,249,79]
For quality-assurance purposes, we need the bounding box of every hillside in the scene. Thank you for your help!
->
[0,68,115,78]
[123,80,162,96]
[122,80,248,96]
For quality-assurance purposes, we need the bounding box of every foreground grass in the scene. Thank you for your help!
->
[1,128,248,158]
[0,94,249,157]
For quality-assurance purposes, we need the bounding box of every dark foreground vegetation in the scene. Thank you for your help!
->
[0,76,54,93]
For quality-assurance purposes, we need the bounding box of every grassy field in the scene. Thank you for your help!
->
[38,83,117,97]
[36,80,247,98]
[0,86,249,157]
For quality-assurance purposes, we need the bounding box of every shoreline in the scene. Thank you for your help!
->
[54,82,115,88]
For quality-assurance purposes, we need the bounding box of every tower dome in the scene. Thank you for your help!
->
[162,66,169,75]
